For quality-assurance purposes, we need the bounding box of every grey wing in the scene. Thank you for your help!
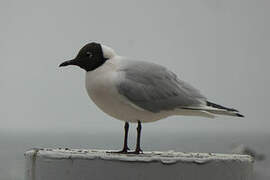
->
[116,60,206,113]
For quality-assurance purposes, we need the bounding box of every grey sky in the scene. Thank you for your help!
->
[1,0,269,133]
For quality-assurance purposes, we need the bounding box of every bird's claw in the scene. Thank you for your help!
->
[108,147,130,154]
[129,148,143,154]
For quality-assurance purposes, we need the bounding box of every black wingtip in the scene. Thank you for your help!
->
[236,113,244,118]
[206,101,239,112]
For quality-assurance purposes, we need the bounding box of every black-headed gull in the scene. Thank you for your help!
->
[59,42,243,154]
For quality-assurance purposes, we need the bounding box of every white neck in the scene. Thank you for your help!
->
[101,45,117,59]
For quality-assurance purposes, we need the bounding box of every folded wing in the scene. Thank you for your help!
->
[116,60,206,113]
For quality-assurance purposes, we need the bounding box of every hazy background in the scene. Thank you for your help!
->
[0,0,269,179]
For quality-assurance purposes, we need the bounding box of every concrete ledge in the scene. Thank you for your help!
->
[25,148,254,180]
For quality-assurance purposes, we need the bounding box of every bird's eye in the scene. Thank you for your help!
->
[86,52,93,58]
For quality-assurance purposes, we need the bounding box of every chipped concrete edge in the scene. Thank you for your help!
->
[24,148,254,165]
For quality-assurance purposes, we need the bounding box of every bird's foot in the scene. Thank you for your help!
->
[108,147,130,154]
[129,148,143,154]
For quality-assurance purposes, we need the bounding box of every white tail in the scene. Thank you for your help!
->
[183,101,244,118]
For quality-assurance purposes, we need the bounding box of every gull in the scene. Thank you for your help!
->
[59,42,244,154]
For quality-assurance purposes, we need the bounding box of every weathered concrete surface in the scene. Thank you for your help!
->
[25,148,253,180]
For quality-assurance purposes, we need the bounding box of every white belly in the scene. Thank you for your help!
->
[85,61,171,123]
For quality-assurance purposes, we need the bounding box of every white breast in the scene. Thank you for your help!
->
[85,58,172,123]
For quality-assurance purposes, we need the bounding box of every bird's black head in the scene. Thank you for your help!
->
[59,42,108,71]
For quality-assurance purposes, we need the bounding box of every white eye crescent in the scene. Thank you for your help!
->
[86,51,93,58]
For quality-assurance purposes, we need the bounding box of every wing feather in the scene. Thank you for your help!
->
[116,60,206,113]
